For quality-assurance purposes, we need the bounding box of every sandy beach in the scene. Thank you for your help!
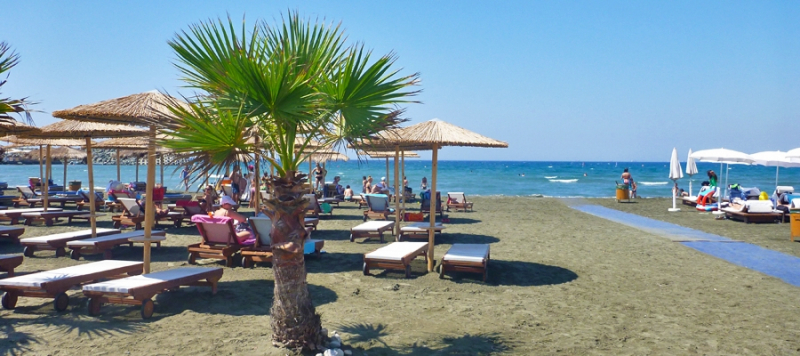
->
[2,196,800,355]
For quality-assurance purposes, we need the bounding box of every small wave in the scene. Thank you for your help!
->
[544,176,557,179]
[547,166,553,168]
[639,181,668,186]
[549,179,578,183]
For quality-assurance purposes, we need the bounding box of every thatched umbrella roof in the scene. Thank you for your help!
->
[361,151,419,159]
[309,151,349,163]
[95,136,173,153]
[0,120,40,135]
[51,90,187,127]
[362,119,508,151]
[26,147,86,160]
[21,120,148,139]
[1,135,92,147]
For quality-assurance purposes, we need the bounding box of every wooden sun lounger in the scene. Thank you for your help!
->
[721,207,783,224]
[397,222,446,241]
[304,217,320,230]
[0,255,23,277]
[67,230,166,260]
[0,260,143,312]
[83,267,223,319]
[446,192,474,212]
[0,208,63,225]
[21,210,102,226]
[0,226,25,244]
[19,228,120,257]
[363,242,428,278]
[188,216,244,267]
[439,244,490,282]
[350,221,395,243]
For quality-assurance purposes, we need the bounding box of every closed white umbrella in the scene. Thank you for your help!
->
[668,148,683,212]
[686,148,698,196]
[749,151,800,192]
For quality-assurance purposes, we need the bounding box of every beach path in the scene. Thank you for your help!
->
[564,199,800,287]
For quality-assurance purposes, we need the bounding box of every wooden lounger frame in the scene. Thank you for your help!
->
[350,221,395,243]
[0,255,23,277]
[397,223,445,242]
[363,243,428,278]
[67,230,166,260]
[22,210,99,226]
[723,209,783,224]
[0,208,63,225]
[439,246,490,282]
[83,268,223,319]
[20,229,120,257]
[0,226,25,244]
[188,218,241,267]
[0,261,143,312]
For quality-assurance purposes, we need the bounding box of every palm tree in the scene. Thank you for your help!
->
[0,42,36,124]
[160,14,419,350]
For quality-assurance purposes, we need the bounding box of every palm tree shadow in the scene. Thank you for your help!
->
[306,252,364,274]
[333,323,513,355]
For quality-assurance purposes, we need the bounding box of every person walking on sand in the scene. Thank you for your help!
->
[621,168,637,198]
[181,165,191,192]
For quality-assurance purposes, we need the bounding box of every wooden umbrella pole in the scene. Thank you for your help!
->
[135,156,140,182]
[254,136,261,209]
[160,153,164,186]
[385,157,389,187]
[143,126,156,274]
[86,137,97,237]
[63,155,67,191]
[394,146,400,234]
[38,145,43,187]
[428,143,438,272]
[116,148,121,181]
[401,151,406,213]
[44,145,51,211]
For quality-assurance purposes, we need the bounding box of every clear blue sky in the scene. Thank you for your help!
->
[3,1,799,161]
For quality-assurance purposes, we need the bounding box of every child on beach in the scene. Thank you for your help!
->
[343,185,354,201]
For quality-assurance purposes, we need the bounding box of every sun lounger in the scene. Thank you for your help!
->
[0,255,23,277]
[350,221,395,243]
[82,267,223,319]
[14,186,80,208]
[398,222,446,241]
[446,192,474,212]
[188,216,244,267]
[20,228,120,257]
[241,216,272,267]
[76,190,107,211]
[363,194,395,221]
[0,260,143,312]
[439,244,490,282]
[304,217,320,230]
[721,200,783,224]
[67,230,166,260]
[0,207,63,225]
[363,242,428,278]
[113,198,185,229]
[420,191,445,219]
[0,226,25,244]
[21,210,100,226]
[305,194,333,218]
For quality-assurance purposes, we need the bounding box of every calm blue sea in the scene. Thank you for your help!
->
[2,161,798,198]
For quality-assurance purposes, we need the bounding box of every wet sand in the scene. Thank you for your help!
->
[2,197,800,355]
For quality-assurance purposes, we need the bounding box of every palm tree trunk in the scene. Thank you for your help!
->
[261,172,323,350]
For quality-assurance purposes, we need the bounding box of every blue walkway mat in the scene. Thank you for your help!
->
[568,203,800,287]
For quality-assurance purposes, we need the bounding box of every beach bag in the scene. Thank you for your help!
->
[320,203,332,214]
[405,212,424,221]
[759,191,769,200]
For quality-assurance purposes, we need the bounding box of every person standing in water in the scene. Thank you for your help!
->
[181,165,191,192]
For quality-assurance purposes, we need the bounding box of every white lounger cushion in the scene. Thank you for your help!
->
[0,208,62,215]
[443,244,489,263]
[21,228,119,244]
[746,200,775,214]
[67,230,165,247]
[83,267,217,294]
[0,226,23,233]
[0,260,141,288]
[365,242,427,261]
[400,222,445,232]
[352,221,394,232]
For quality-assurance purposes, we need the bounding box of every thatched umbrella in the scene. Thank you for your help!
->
[0,121,40,135]
[96,136,173,184]
[26,147,86,189]
[20,120,147,233]
[362,119,508,272]
[52,91,186,274]
[2,136,91,187]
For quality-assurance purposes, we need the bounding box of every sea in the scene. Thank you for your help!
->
[2,160,798,198]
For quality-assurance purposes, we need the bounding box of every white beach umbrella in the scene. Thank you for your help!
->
[749,151,800,191]
[668,148,683,212]
[691,148,753,214]
[685,149,698,196]
[785,147,800,161]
